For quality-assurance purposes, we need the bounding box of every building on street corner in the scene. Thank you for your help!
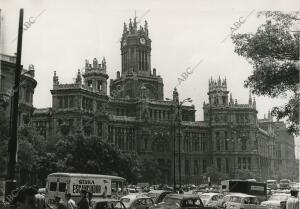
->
[0,17,297,184]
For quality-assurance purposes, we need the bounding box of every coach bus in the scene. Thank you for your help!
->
[45,173,127,207]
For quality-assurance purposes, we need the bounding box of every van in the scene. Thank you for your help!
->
[45,173,126,207]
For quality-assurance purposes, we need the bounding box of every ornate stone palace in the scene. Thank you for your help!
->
[0,17,297,184]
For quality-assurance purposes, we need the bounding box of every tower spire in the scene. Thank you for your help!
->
[53,71,59,85]
[248,90,252,104]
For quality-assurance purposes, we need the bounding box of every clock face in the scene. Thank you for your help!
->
[140,38,146,44]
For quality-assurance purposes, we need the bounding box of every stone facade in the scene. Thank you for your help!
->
[0,54,37,126]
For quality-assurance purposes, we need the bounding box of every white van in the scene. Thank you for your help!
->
[45,173,126,207]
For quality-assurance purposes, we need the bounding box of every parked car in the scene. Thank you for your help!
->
[94,199,126,209]
[150,193,212,209]
[266,180,278,190]
[199,193,223,208]
[261,193,290,209]
[225,193,268,209]
[147,190,174,204]
[279,179,291,190]
[120,194,154,209]
[216,193,245,209]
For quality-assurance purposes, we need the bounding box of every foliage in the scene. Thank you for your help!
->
[235,169,257,180]
[138,158,162,184]
[231,11,299,134]
[204,166,229,184]
[55,134,141,183]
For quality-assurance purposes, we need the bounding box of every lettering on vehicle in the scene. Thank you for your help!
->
[250,186,264,191]
[72,179,102,194]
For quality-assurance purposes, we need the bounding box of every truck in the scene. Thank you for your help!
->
[221,180,267,202]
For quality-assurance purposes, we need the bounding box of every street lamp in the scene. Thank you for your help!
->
[166,96,192,190]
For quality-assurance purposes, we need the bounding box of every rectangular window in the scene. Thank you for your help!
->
[226,158,229,173]
[49,182,57,191]
[248,157,251,170]
[98,122,102,137]
[203,159,207,173]
[225,139,228,150]
[97,80,102,90]
[69,96,74,107]
[58,97,63,108]
[194,160,198,175]
[64,97,68,108]
[59,183,66,192]
[243,158,247,169]
[185,160,190,175]
[238,157,241,169]
[216,132,220,151]
[217,158,221,172]
[25,89,30,103]
[87,80,92,87]
[0,75,4,91]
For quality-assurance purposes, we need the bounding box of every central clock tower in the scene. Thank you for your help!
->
[110,17,164,100]
[121,18,151,76]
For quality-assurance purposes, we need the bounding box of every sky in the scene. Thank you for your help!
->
[1,0,299,157]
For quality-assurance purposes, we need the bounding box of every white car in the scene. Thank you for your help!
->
[261,193,290,209]
[225,193,268,209]
[199,193,224,208]
[120,194,154,209]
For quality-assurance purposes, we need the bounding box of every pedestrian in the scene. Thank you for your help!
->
[11,185,37,209]
[286,189,299,209]
[78,190,89,209]
[35,192,46,209]
[55,196,67,209]
[65,193,77,209]
[87,192,93,209]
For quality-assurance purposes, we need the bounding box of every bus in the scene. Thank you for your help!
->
[221,180,267,202]
[45,173,127,207]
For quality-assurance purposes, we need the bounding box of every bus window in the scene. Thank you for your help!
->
[59,183,66,192]
[112,182,117,193]
[50,182,57,191]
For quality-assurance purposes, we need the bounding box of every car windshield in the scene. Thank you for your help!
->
[269,195,288,201]
[229,196,242,203]
[200,195,210,204]
[147,192,159,199]
[163,197,181,205]
[200,195,210,200]
[95,201,124,209]
[243,197,259,204]
[120,198,131,207]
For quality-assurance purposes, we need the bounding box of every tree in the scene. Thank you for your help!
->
[231,11,299,134]
[54,134,141,183]
[138,158,162,184]
[17,126,49,185]
[235,169,257,180]
[204,166,229,184]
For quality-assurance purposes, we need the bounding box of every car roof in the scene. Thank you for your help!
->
[200,193,220,196]
[271,193,290,196]
[94,199,119,203]
[48,172,125,180]
[121,194,151,200]
[227,193,256,198]
[165,194,199,200]
[148,190,166,194]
